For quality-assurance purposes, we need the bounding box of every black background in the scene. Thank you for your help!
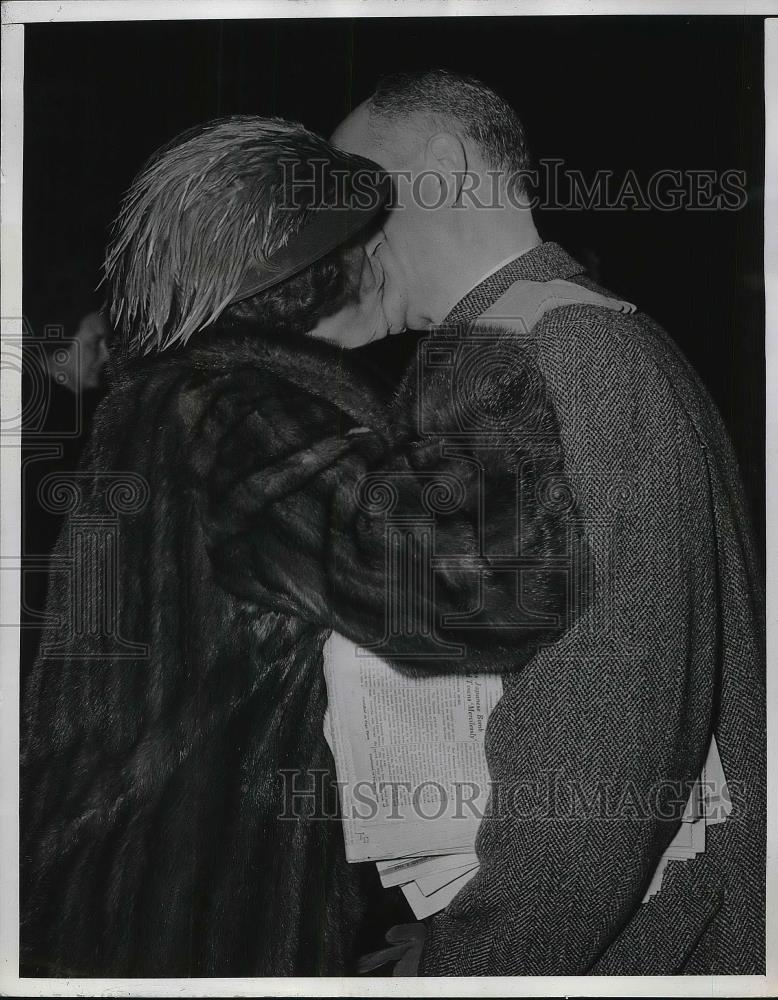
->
[23,15,765,547]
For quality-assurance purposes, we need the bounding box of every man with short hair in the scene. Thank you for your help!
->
[333,69,765,976]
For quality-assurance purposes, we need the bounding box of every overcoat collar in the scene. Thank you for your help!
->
[443,241,587,327]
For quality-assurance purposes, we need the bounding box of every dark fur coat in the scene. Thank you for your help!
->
[20,317,583,977]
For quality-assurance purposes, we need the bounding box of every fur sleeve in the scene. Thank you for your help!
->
[203,335,589,673]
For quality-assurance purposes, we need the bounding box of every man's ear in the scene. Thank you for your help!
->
[423,132,468,207]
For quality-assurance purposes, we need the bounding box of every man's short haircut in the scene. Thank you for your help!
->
[368,69,531,178]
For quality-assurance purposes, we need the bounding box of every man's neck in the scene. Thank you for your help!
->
[423,221,542,327]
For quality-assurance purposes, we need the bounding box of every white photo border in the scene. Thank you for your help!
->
[1,3,774,996]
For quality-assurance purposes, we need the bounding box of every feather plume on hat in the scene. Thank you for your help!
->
[104,116,387,356]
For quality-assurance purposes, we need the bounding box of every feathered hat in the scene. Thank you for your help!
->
[104,115,391,355]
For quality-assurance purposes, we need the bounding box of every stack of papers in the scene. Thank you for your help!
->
[641,734,730,901]
[322,631,502,918]
[375,853,481,920]
[322,632,729,915]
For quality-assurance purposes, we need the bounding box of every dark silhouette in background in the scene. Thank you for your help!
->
[21,306,111,679]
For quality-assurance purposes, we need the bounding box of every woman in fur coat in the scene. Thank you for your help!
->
[20,116,603,977]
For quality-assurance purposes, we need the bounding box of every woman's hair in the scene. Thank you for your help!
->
[222,241,362,340]
[105,116,373,356]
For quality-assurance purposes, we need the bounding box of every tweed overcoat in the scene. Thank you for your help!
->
[413,242,765,976]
